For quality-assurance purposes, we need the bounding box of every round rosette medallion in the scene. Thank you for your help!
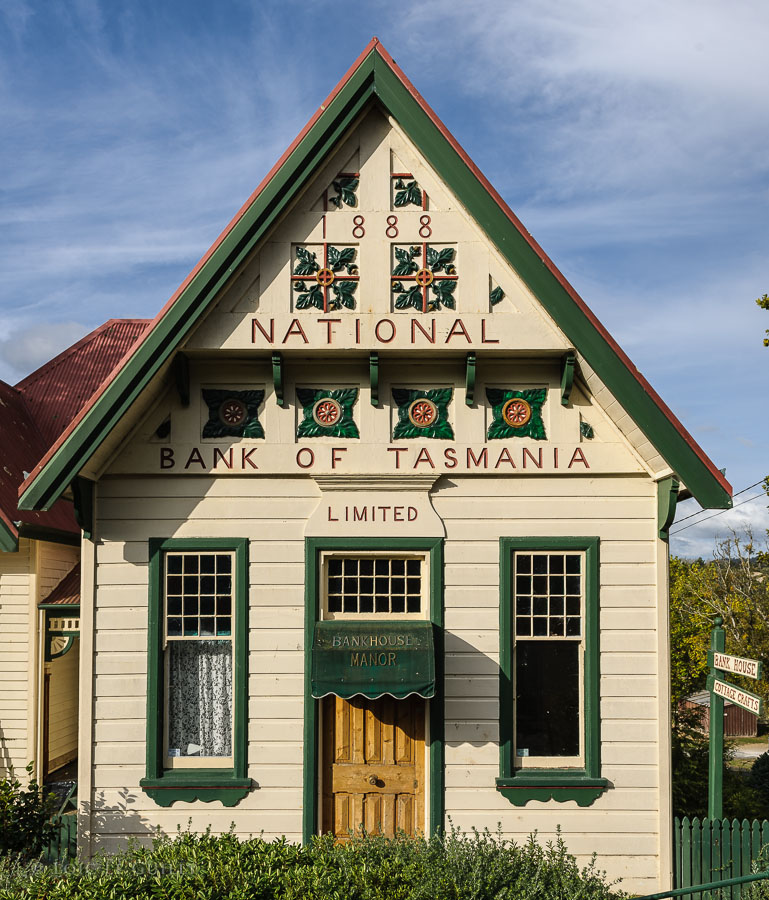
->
[408,398,438,428]
[502,397,532,428]
[312,397,342,427]
[218,398,248,427]
[315,267,335,286]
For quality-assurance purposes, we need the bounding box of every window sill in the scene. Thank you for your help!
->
[495,771,608,807]
[140,770,252,807]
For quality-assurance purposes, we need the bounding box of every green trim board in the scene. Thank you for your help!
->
[303,537,444,842]
[0,518,18,553]
[140,537,251,806]
[496,536,607,806]
[17,524,80,547]
[18,40,730,513]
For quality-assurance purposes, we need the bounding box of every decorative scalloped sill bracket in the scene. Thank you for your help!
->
[140,774,252,807]
[495,775,608,807]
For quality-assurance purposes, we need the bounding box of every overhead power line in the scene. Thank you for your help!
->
[672,480,766,527]
[670,491,767,536]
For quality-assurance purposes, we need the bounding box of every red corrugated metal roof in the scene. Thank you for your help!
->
[39,562,80,607]
[0,319,149,543]
[16,319,149,447]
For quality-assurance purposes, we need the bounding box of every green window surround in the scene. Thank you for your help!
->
[303,537,444,842]
[140,537,251,807]
[497,537,607,806]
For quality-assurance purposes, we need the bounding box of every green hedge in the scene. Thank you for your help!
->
[0,828,625,900]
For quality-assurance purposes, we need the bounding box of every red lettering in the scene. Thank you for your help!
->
[160,447,175,469]
[375,318,396,343]
[296,448,315,468]
[443,447,458,468]
[387,447,408,469]
[353,506,367,522]
[494,448,516,468]
[553,447,559,468]
[282,318,309,344]
[445,318,471,343]
[252,318,274,343]
[408,507,418,521]
[213,448,233,469]
[523,447,543,469]
[393,507,404,521]
[411,318,436,343]
[378,506,389,521]
[413,448,435,469]
[568,448,590,469]
[331,447,347,469]
[327,506,339,522]
[467,447,488,468]
[481,319,499,344]
[318,318,341,343]
[241,448,258,469]
[184,448,206,470]
[355,318,361,344]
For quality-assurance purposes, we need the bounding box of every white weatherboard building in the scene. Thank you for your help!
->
[16,39,732,895]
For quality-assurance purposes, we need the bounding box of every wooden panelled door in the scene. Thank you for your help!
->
[322,694,425,839]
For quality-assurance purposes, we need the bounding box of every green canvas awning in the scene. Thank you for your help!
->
[311,621,435,700]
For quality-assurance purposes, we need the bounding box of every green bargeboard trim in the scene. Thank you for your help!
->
[19,45,729,514]
[17,524,80,547]
[303,536,444,843]
[140,537,251,806]
[496,536,607,806]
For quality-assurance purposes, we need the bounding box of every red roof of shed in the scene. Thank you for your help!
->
[39,563,80,607]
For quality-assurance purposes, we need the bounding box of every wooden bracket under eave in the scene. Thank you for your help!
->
[560,351,576,406]
[272,352,285,407]
[370,352,379,406]
[657,476,681,542]
[173,353,190,407]
[465,352,476,406]
[72,476,94,541]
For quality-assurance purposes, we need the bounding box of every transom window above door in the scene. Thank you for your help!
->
[323,554,425,617]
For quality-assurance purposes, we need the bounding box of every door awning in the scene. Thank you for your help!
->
[311,621,435,700]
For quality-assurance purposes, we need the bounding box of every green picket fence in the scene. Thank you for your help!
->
[675,817,769,899]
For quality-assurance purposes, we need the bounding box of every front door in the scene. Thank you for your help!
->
[321,694,425,839]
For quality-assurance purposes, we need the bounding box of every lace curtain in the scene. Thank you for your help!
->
[167,640,232,757]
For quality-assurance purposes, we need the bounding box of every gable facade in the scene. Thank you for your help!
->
[18,41,732,895]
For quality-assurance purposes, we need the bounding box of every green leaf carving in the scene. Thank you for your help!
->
[394,285,423,310]
[328,176,358,209]
[332,246,356,270]
[429,280,456,311]
[296,388,359,439]
[392,246,420,277]
[486,388,547,441]
[394,180,422,208]
[580,420,594,440]
[293,246,319,276]
[391,388,454,440]
[329,280,357,310]
[201,389,265,440]
[426,247,454,272]
[295,284,324,310]
[490,286,505,306]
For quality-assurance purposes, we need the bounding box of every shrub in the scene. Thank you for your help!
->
[0,826,625,900]
[0,763,58,860]
[749,752,769,811]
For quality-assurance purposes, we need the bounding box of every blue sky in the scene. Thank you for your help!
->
[1,0,767,557]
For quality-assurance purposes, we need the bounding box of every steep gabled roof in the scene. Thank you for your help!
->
[0,319,149,550]
[17,38,731,512]
[39,562,80,608]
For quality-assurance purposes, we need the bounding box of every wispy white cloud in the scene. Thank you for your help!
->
[0,322,89,380]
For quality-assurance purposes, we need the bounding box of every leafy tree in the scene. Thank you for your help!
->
[758,293,769,347]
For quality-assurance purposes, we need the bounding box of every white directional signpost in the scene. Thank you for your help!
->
[706,617,763,819]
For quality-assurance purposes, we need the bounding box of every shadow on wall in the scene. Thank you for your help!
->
[85,790,158,853]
